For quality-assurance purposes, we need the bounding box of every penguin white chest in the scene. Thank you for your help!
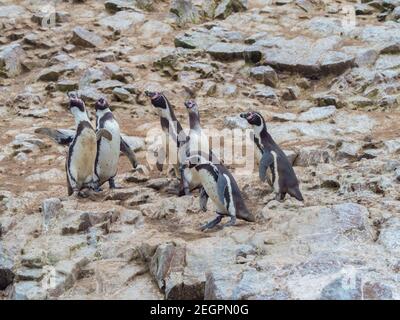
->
[183,167,201,188]
[186,131,210,187]
[198,169,226,213]
[69,128,97,185]
[96,120,120,182]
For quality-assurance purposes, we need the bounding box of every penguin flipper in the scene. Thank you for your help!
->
[217,172,228,206]
[35,128,74,145]
[259,151,274,182]
[65,160,73,196]
[199,187,209,212]
[96,129,112,141]
[120,136,138,169]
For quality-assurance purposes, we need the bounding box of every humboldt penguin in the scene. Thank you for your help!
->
[144,90,191,195]
[185,154,255,231]
[240,111,303,202]
[94,97,138,189]
[184,99,211,160]
[35,108,138,188]
[65,93,111,196]
[184,99,221,211]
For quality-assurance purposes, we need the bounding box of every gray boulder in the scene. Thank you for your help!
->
[11,281,46,300]
[99,11,145,31]
[205,267,289,299]
[297,106,337,122]
[170,0,201,26]
[149,238,240,299]
[320,275,362,300]
[295,147,330,166]
[378,217,400,254]
[71,27,104,48]
[207,42,262,62]
[249,65,278,87]
[104,0,139,13]
[0,44,25,78]
[0,248,14,290]
[214,0,248,19]
[0,5,26,18]
[256,36,355,77]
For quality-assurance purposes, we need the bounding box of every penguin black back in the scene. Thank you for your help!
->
[240,111,303,202]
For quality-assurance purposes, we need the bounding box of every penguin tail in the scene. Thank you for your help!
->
[245,213,256,222]
[288,186,304,202]
[238,208,256,222]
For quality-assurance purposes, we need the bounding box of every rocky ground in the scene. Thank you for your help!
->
[1,0,400,300]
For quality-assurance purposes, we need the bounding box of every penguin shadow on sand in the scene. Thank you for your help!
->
[35,92,141,199]
[239,111,305,209]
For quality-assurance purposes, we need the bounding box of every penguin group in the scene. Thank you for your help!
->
[145,91,302,230]
[37,90,303,231]
[36,93,138,196]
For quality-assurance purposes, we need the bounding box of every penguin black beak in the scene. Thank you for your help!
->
[239,112,248,119]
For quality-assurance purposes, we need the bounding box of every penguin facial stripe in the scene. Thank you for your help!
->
[145,91,161,100]
[186,154,209,168]
[148,93,167,109]
[97,111,113,129]
[69,98,85,113]
[241,112,263,126]
[71,106,90,125]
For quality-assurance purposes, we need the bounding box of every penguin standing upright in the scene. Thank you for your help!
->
[240,111,303,202]
[185,154,255,230]
[184,99,211,160]
[184,99,220,211]
[144,91,191,195]
[94,97,138,189]
[65,93,111,196]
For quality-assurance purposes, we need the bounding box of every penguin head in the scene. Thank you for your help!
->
[67,92,85,113]
[95,97,109,111]
[185,154,206,169]
[144,91,167,109]
[240,111,265,127]
[184,99,198,112]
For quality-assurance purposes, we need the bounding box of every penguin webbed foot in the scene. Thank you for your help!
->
[77,189,90,198]
[221,216,236,229]
[178,187,191,197]
[200,215,223,231]
[276,192,286,202]
[109,178,121,189]
[88,180,102,193]
[133,164,149,175]
[178,166,191,196]
[199,187,208,212]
